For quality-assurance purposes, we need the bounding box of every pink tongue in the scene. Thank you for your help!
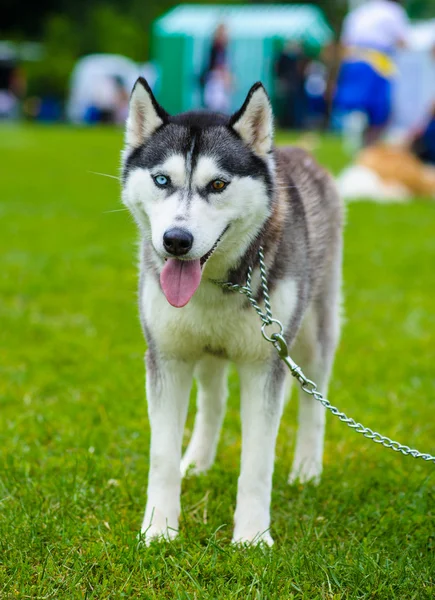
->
[160,259,202,308]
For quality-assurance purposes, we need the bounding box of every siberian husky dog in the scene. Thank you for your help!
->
[121,78,343,546]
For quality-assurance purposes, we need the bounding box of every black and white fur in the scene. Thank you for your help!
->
[121,78,343,546]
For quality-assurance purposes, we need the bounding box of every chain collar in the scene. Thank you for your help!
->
[214,246,435,465]
[214,245,284,340]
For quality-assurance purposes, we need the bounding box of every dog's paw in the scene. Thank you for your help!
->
[138,524,178,546]
[288,460,322,485]
[140,509,179,546]
[180,453,212,477]
[232,529,274,547]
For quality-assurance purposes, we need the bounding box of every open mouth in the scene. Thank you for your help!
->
[200,225,229,266]
[160,226,229,308]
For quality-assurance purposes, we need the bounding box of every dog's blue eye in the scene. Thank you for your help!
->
[154,175,169,187]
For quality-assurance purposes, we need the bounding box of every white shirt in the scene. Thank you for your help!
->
[341,0,409,54]
[204,71,230,113]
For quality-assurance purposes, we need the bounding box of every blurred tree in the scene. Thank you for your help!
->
[1,0,88,39]
[26,14,79,98]
[408,0,435,18]
[83,5,146,60]
[3,0,435,42]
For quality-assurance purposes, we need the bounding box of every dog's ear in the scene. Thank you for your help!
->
[125,77,168,148]
[229,83,273,157]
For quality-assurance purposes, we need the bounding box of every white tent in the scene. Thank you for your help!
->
[67,54,142,123]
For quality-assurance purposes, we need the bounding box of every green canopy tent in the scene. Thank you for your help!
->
[152,4,334,114]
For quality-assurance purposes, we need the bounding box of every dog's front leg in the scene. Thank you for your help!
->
[233,360,286,546]
[141,353,194,543]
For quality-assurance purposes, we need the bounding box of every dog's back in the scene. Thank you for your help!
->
[255,146,343,321]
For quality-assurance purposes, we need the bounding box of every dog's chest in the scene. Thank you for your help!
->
[142,274,298,363]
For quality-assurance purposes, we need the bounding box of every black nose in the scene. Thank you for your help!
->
[163,228,194,256]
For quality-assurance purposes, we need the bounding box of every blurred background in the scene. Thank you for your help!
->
[2,4,435,594]
[1,0,434,138]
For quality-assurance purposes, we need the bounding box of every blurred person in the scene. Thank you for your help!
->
[274,41,307,129]
[409,102,435,165]
[84,74,117,124]
[407,45,435,165]
[203,66,231,113]
[201,24,231,112]
[0,57,26,120]
[303,60,328,129]
[112,75,130,124]
[208,24,229,73]
[333,0,409,148]
[84,74,129,124]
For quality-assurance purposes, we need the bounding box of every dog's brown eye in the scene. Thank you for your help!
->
[211,180,227,191]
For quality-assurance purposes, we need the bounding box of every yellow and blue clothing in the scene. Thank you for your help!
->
[334,0,408,129]
[334,47,396,127]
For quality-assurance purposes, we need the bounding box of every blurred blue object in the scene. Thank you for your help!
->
[334,60,391,127]
[37,97,62,122]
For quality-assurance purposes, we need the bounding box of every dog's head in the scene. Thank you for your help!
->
[121,78,275,307]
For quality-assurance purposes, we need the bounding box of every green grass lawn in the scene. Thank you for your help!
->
[1,125,434,599]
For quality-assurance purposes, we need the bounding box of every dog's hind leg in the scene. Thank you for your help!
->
[181,355,228,476]
[141,354,194,543]
[289,280,341,485]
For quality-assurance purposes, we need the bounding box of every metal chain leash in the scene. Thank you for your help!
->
[216,246,435,464]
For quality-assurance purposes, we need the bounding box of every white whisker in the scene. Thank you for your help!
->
[89,171,121,181]
[103,208,129,214]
